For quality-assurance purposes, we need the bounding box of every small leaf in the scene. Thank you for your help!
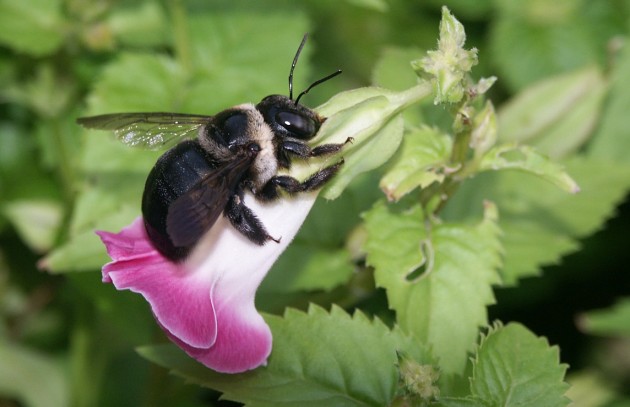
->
[0,0,65,56]
[578,297,630,337]
[588,43,630,163]
[498,67,607,159]
[478,144,579,193]
[2,200,62,253]
[470,323,570,406]
[40,203,138,273]
[379,126,453,201]
[564,371,617,406]
[139,305,433,407]
[363,201,502,374]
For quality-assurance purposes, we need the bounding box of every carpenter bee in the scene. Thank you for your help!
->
[77,34,349,262]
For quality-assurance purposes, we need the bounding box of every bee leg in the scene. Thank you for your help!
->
[282,137,353,158]
[224,193,280,245]
[256,159,344,201]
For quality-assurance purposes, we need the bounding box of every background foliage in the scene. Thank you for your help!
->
[1,0,630,406]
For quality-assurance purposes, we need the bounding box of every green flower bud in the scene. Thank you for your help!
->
[411,6,478,104]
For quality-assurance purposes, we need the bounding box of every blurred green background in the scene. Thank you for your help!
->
[1,0,629,406]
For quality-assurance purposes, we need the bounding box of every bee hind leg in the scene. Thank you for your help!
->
[224,194,280,245]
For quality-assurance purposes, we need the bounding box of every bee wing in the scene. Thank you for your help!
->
[165,151,256,248]
[77,112,213,150]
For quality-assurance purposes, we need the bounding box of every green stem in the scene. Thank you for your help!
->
[50,118,76,205]
[169,0,192,74]
[428,108,472,215]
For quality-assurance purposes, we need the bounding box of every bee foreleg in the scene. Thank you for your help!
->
[256,159,344,201]
[282,137,353,158]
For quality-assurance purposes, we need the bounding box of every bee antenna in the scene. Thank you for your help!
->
[295,69,342,105]
[289,33,309,101]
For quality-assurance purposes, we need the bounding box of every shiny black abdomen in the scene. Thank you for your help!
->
[142,140,217,260]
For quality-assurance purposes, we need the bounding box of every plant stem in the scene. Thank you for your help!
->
[169,0,192,74]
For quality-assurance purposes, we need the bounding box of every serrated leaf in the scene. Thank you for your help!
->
[0,0,65,56]
[0,340,69,407]
[363,201,502,374]
[380,126,453,201]
[498,67,607,159]
[578,297,630,337]
[478,144,579,193]
[470,323,569,406]
[139,304,432,407]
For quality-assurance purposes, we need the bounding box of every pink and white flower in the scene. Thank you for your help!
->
[96,85,428,374]
[97,192,317,373]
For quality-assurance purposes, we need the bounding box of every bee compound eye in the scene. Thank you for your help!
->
[276,111,316,139]
[247,142,261,154]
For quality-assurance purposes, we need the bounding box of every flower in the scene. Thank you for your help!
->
[97,192,318,373]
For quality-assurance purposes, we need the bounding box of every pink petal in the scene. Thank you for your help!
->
[97,218,217,349]
[97,193,317,373]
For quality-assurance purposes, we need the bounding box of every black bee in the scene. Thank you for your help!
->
[77,35,349,262]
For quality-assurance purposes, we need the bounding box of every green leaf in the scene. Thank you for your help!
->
[498,67,607,159]
[478,144,579,193]
[588,43,630,163]
[0,0,65,56]
[140,305,432,407]
[2,200,62,253]
[0,340,69,407]
[379,126,453,201]
[40,203,138,273]
[42,171,145,272]
[565,371,617,407]
[345,0,388,12]
[84,52,187,116]
[107,2,168,47]
[470,323,569,406]
[445,157,630,284]
[578,297,630,337]
[489,2,607,91]
[372,46,424,92]
[363,201,502,374]
[260,243,353,292]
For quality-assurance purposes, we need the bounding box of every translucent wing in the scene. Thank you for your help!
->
[77,112,213,150]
